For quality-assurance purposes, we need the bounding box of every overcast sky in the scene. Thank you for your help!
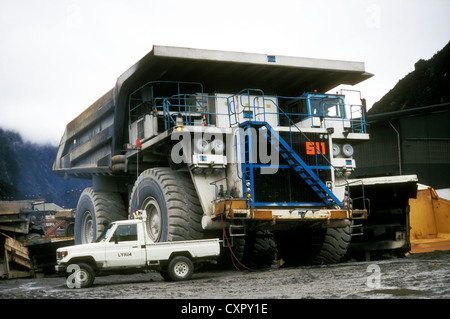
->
[1,0,449,145]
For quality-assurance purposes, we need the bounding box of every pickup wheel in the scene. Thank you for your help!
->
[167,256,194,281]
[66,263,95,289]
[128,168,203,242]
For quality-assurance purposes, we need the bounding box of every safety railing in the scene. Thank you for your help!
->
[128,81,209,129]
[227,89,269,126]
[153,94,210,131]
[226,90,366,134]
[348,104,367,133]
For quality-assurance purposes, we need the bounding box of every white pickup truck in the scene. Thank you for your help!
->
[55,211,220,288]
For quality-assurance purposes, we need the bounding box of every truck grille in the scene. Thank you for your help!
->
[253,131,332,205]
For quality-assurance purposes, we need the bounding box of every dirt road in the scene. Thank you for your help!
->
[1,250,449,301]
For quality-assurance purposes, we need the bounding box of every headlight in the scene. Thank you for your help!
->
[332,144,341,157]
[194,139,210,154]
[57,250,68,260]
[342,144,354,157]
[211,139,225,154]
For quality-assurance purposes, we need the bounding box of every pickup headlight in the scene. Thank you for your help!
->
[57,250,68,261]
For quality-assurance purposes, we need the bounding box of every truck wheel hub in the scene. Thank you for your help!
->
[142,197,162,242]
[81,211,95,243]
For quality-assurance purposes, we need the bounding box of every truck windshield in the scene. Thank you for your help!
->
[95,224,115,242]
[310,98,345,118]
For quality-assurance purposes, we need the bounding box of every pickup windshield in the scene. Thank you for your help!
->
[95,223,115,242]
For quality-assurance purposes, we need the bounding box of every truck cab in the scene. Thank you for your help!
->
[290,93,348,129]
[283,91,369,181]
[285,92,367,135]
[97,219,149,268]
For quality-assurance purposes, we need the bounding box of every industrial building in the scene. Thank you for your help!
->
[353,102,450,197]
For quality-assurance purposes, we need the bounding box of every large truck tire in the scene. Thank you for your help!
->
[75,187,127,244]
[219,237,245,269]
[276,226,351,266]
[219,232,277,269]
[308,226,351,265]
[128,168,203,242]
[242,231,277,269]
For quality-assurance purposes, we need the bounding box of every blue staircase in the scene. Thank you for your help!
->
[239,121,344,209]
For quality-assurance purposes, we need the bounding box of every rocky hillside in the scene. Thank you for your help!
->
[0,128,90,208]
[369,41,450,114]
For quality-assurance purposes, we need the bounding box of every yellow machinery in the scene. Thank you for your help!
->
[409,185,450,253]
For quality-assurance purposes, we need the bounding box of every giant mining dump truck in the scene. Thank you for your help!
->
[54,46,388,267]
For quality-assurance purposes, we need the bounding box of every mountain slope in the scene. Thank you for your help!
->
[0,128,90,208]
[369,41,450,114]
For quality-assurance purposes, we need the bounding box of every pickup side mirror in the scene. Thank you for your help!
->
[111,235,120,244]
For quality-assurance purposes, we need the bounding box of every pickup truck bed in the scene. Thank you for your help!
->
[145,239,222,263]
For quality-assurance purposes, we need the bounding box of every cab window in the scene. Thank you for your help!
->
[96,223,114,242]
[310,98,345,118]
[287,100,308,122]
[110,224,138,242]
[323,100,343,118]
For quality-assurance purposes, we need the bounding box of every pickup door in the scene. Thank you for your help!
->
[104,223,146,267]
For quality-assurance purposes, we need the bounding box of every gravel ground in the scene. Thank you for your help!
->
[1,250,449,300]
